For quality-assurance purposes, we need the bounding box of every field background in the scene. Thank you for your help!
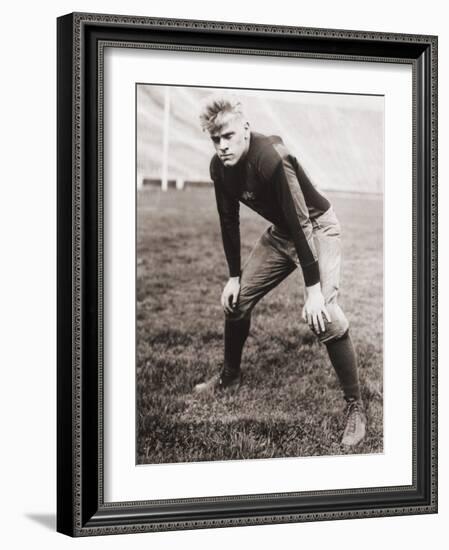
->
[136,188,383,464]
[137,85,384,193]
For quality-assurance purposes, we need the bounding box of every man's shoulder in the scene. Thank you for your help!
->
[252,132,292,177]
[251,131,282,151]
[251,131,290,158]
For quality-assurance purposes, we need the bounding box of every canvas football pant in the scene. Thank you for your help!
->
[223,206,361,402]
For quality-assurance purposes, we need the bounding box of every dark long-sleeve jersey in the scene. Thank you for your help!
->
[210,131,331,287]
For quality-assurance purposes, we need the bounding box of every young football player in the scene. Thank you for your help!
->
[194,94,366,447]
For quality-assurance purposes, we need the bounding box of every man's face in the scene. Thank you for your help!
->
[209,114,250,167]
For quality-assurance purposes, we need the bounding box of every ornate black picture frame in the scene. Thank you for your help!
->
[57,12,437,537]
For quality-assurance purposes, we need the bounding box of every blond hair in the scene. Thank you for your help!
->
[199,93,246,133]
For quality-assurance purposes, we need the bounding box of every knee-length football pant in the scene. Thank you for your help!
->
[226,206,349,344]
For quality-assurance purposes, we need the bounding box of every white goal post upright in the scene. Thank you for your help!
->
[161,87,171,192]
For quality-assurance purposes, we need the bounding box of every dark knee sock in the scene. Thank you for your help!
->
[223,318,251,377]
[325,331,361,402]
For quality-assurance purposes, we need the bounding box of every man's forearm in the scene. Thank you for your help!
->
[213,180,241,277]
[275,161,320,286]
[218,219,241,277]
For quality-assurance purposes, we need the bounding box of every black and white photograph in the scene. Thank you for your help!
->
[136,85,384,465]
[1,0,443,545]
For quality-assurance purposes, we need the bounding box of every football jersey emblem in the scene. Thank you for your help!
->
[242,190,256,201]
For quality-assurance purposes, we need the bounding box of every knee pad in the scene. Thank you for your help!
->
[317,318,349,344]
[314,302,349,344]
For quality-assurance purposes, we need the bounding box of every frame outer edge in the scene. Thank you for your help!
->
[58,12,438,536]
[68,11,436,44]
[57,13,77,537]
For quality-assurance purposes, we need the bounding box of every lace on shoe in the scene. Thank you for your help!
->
[344,400,363,435]
[341,398,367,447]
[346,400,361,432]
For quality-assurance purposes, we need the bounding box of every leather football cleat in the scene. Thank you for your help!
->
[341,399,367,447]
[193,370,241,395]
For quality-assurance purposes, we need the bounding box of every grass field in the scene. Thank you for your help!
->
[136,188,383,464]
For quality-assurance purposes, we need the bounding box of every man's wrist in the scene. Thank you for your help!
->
[306,282,321,295]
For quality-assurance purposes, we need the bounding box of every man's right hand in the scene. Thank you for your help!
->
[302,282,331,335]
[221,277,241,314]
